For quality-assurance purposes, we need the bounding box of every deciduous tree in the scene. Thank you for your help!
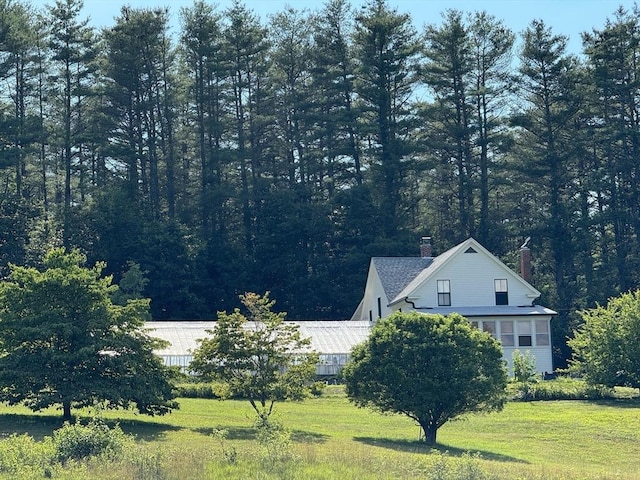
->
[569,290,640,389]
[0,248,178,420]
[343,311,507,445]
[190,292,318,421]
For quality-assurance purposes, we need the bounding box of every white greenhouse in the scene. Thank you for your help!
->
[145,320,371,377]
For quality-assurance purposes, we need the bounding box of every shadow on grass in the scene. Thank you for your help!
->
[193,426,254,440]
[290,429,329,444]
[590,397,640,408]
[0,413,66,441]
[192,426,328,444]
[0,412,183,443]
[354,436,528,464]
[109,417,182,441]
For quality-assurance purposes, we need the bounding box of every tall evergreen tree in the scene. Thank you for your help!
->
[47,0,97,247]
[224,2,271,254]
[309,0,363,195]
[467,12,515,250]
[180,1,231,239]
[269,6,314,191]
[582,6,640,296]
[422,10,476,240]
[513,20,582,366]
[103,6,174,219]
[353,0,422,237]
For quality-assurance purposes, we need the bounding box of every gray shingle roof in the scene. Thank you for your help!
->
[373,257,432,302]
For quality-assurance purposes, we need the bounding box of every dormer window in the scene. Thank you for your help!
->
[437,280,451,306]
[495,279,508,305]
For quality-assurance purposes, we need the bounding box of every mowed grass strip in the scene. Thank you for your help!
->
[0,388,638,479]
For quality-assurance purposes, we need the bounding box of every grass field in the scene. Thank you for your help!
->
[0,386,638,479]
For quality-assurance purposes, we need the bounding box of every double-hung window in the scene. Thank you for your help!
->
[500,320,514,346]
[535,320,550,346]
[437,280,451,306]
[495,279,508,305]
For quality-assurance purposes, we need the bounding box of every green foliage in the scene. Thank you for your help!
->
[174,382,230,399]
[343,311,508,445]
[426,452,492,480]
[254,416,300,473]
[110,261,149,308]
[4,0,640,374]
[190,292,319,420]
[508,376,613,401]
[53,418,130,463]
[0,433,54,477]
[0,248,178,419]
[512,350,539,384]
[569,290,640,388]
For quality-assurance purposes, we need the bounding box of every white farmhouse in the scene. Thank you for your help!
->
[350,237,556,374]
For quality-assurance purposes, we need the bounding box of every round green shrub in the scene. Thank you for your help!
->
[53,418,130,463]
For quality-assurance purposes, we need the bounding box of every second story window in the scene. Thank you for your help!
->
[437,280,451,306]
[495,279,508,305]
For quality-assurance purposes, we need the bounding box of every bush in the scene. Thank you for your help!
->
[512,350,538,384]
[174,381,230,399]
[53,418,130,463]
[0,433,54,477]
[509,376,614,401]
[309,381,327,397]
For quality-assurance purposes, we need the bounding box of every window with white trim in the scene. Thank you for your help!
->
[483,321,496,338]
[500,320,514,346]
[517,321,532,347]
[495,279,508,305]
[535,320,550,346]
[437,280,451,306]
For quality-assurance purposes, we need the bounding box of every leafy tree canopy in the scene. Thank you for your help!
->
[569,290,640,389]
[189,292,319,421]
[342,311,508,445]
[0,248,178,420]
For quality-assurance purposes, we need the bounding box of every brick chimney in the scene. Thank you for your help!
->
[519,238,532,283]
[420,236,432,258]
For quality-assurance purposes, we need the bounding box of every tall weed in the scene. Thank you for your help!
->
[254,415,301,479]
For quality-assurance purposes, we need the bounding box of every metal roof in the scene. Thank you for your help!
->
[145,320,372,356]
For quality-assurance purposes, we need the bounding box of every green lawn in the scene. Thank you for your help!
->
[0,388,638,479]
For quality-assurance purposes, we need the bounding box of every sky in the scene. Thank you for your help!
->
[32,0,638,56]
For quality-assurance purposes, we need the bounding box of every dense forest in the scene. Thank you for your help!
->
[1,0,639,365]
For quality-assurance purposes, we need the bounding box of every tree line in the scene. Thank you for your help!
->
[1,0,639,366]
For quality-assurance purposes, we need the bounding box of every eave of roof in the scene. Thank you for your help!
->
[411,305,557,317]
